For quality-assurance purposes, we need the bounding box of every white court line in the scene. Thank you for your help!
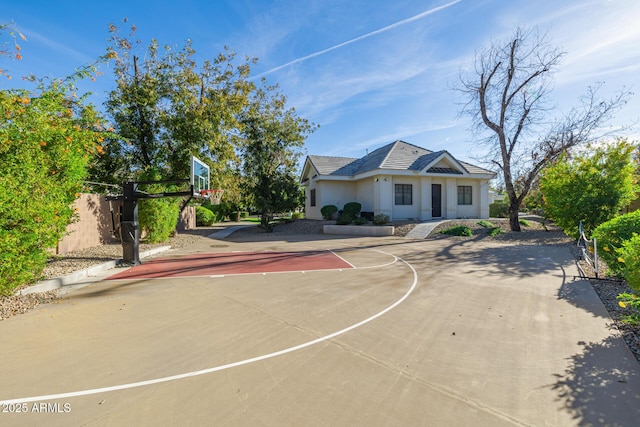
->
[0,250,417,405]
[106,251,398,281]
[329,250,357,269]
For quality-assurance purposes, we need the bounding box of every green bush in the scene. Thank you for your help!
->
[488,227,504,236]
[489,202,508,218]
[320,204,338,220]
[373,214,389,225]
[343,202,362,220]
[593,211,640,277]
[519,219,530,227]
[477,220,494,228]
[440,225,473,236]
[616,234,640,291]
[291,212,304,220]
[617,293,640,325]
[0,88,106,295]
[139,196,180,243]
[335,212,352,225]
[539,141,637,239]
[353,217,369,225]
[196,206,216,226]
[203,203,225,222]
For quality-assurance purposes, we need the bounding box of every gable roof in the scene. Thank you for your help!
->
[305,140,495,178]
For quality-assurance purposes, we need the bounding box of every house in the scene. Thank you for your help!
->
[300,140,496,221]
[489,190,506,204]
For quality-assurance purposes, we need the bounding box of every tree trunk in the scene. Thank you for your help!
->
[509,203,521,232]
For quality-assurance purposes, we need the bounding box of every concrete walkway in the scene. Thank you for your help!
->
[404,219,450,239]
[207,224,253,239]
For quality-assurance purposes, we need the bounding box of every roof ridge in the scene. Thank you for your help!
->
[379,140,402,168]
[397,140,434,154]
[309,154,358,160]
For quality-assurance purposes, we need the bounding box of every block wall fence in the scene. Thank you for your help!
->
[52,193,196,255]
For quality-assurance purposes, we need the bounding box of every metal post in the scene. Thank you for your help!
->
[593,237,598,278]
[120,181,141,265]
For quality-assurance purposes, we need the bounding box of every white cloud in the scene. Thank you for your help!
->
[253,0,463,79]
[21,25,94,65]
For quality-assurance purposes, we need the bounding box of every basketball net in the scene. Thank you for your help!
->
[200,189,224,205]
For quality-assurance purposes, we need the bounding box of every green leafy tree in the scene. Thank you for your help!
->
[93,22,255,184]
[539,139,638,239]
[92,22,257,238]
[459,26,630,232]
[238,85,316,230]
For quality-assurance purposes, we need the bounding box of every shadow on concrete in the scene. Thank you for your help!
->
[424,236,574,278]
[551,335,640,426]
[557,278,612,320]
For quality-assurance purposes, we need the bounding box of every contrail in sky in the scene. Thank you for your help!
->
[254,0,463,78]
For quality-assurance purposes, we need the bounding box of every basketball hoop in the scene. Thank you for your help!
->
[200,189,224,205]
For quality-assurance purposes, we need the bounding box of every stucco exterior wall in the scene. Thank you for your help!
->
[391,176,421,220]
[305,176,492,221]
[305,180,358,219]
[455,178,481,219]
[356,179,374,212]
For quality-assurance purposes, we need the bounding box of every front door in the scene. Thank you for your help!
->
[432,184,442,217]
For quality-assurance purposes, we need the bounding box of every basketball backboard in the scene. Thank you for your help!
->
[190,156,210,195]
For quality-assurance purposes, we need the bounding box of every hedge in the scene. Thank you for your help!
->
[592,211,640,277]
[0,88,106,295]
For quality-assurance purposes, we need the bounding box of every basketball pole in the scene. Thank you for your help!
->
[106,179,195,266]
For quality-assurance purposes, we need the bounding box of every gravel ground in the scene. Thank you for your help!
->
[2,217,639,365]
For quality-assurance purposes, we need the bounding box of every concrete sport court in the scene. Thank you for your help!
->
[1,233,639,426]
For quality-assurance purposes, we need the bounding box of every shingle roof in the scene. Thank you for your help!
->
[306,140,494,177]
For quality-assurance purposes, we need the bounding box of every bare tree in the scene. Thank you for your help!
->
[459,27,630,231]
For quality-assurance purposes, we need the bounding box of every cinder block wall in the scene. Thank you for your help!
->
[54,194,196,255]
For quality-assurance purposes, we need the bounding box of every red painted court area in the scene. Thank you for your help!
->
[107,251,354,280]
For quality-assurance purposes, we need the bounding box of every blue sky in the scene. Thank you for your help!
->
[2,0,639,167]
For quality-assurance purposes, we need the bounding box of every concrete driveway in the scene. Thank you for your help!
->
[1,234,639,426]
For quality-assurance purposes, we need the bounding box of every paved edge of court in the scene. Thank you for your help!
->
[19,246,172,296]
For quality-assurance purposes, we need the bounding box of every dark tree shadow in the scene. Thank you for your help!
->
[552,336,640,426]
[427,235,574,278]
[557,278,613,320]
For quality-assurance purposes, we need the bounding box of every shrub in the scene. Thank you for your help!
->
[320,204,338,220]
[373,214,390,225]
[440,225,473,236]
[617,293,640,325]
[592,211,640,277]
[519,219,530,227]
[477,220,494,228]
[291,212,304,220]
[488,227,504,236]
[616,233,640,291]
[139,196,180,243]
[489,202,508,218]
[203,203,225,222]
[353,217,369,225]
[335,212,352,225]
[539,141,637,239]
[196,206,216,226]
[343,202,362,219]
[0,88,107,295]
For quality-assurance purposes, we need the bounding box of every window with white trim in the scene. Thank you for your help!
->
[457,186,472,205]
[395,184,412,205]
